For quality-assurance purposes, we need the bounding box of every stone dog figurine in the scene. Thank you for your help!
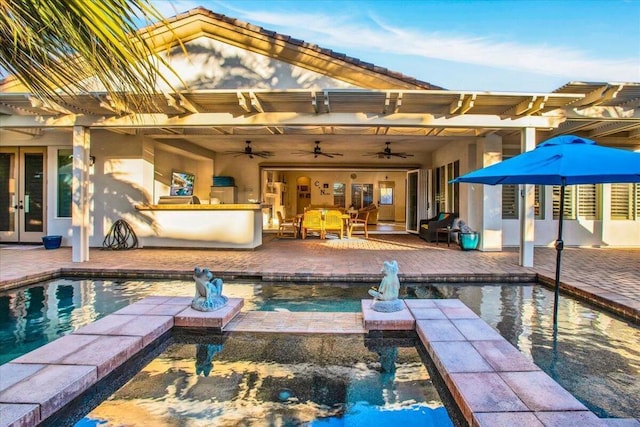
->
[368,260,403,312]
[191,266,228,311]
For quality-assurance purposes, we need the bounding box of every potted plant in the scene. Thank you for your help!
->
[457,221,479,251]
[42,235,62,249]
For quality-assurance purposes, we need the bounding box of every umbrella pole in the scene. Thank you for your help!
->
[553,182,566,328]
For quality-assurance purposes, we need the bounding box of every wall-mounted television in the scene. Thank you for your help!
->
[170,170,196,196]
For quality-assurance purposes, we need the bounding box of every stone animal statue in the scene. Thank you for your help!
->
[368,260,403,312]
[191,266,228,312]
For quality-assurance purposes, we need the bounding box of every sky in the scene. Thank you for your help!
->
[150,0,640,93]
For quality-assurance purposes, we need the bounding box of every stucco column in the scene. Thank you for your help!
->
[519,127,536,267]
[476,134,502,251]
[72,126,91,262]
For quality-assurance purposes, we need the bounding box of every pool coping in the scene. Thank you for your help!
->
[1,267,637,326]
[2,296,636,427]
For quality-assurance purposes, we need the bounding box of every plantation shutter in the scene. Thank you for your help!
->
[577,184,598,219]
[502,185,518,219]
[636,184,640,219]
[534,185,544,219]
[553,186,575,219]
[611,183,632,220]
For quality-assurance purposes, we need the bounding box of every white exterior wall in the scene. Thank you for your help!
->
[433,136,503,251]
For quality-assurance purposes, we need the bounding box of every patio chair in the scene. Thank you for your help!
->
[419,212,458,242]
[349,210,370,238]
[301,209,323,239]
[323,209,345,239]
[276,211,298,238]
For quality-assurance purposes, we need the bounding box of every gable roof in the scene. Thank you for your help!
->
[139,7,443,91]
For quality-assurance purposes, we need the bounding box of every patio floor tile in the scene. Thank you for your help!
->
[416,319,465,342]
[449,372,529,422]
[0,364,96,419]
[500,371,588,412]
[0,403,41,427]
[471,340,540,372]
[451,318,503,341]
[534,411,607,426]
[428,341,493,373]
[472,411,544,427]
[174,298,243,328]
[361,299,415,330]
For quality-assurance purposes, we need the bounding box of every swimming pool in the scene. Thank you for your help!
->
[1,278,638,418]
[76,333,454,426]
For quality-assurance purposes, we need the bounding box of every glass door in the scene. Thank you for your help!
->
[406,170,418,232]
[0,147,46,243]
[406,169,432,233]
[350,183,373,209]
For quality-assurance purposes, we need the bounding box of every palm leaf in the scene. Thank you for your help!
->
[0,0,184,110]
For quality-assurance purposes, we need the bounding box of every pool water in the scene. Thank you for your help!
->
[1,278,639,419]
[77,334,453,426]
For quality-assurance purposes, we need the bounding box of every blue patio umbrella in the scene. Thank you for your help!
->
[452,135,640,326]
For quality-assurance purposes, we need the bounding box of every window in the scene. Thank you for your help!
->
[501,185,544,220]
[333,183,345,208]
[553,184,600,220]
[433,161,459,213]
[57,149,73,218]
[379,182,393,205]
[351,183,373,209]
[611,183,639,220]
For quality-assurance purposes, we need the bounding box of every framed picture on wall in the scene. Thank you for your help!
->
[299,185,309,192]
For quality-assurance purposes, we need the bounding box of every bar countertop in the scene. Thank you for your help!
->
[135,203,268,211]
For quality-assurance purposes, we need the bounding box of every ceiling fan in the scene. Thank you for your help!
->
[364,142,414,159]
[293,141,344,158]
[224,141,272,159]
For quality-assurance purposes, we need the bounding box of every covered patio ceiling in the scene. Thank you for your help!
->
[1,83,639,162]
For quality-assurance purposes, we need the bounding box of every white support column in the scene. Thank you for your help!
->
[519,127,536,267]
[475,134,503,251]
[72,126,91,262]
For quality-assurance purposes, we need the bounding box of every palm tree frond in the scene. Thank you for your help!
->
[0,0,185,110]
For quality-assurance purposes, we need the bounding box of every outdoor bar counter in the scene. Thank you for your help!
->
[134,203,265,249]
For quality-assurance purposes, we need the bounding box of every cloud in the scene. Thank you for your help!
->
[151,1,201,19]
[201,2,638,84]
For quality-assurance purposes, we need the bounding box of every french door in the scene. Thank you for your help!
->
[406,169,432,233]
[0,147,47,243]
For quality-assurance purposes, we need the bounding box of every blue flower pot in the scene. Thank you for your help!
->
[459,232,479,251]
[42,235,62,249]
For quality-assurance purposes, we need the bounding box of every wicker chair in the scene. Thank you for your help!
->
[323,209,345,239]
[301,209,323,239]
[419,212,458,242]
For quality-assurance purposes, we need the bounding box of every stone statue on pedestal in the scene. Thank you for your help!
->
[368,260,403,312]
[191,266,228,312]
